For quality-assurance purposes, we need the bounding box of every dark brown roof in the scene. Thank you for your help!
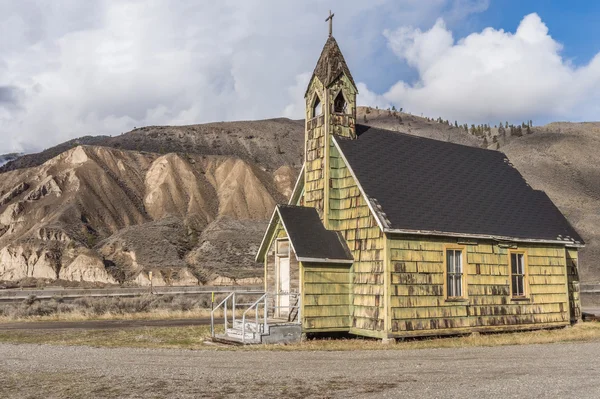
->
[277,205,353,261]
[306,36,357,95]
[335,125,583,245]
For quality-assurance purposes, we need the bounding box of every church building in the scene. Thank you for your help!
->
[256,16,584,341]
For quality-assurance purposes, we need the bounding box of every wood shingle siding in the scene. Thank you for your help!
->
[566,248,581,322]
[388,236,571,336]
[302,263,351,331]
[329,144,385,335]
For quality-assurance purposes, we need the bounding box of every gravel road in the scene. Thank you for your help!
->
[1,342,599,398]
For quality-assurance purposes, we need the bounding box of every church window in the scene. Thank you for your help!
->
[312,96,322,117]
[510,251,527,298]
[445,248,465,298]
[334,91,347,113]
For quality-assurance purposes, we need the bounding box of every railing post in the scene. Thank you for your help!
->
[232,292,236,326]
[224,297,228,331]
[210,292,234,339]
[242,312,246,344]
[264,294,268,334]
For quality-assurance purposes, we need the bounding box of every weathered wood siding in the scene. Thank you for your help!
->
[304,77,326,213]
[264,221,300,316]
[302,263,351,331]
[329,144,385,334]
[389,236,570,336]
[566,248,581,323]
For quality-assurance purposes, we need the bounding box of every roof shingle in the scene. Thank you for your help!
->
[277,205,353,261]
[335,125,583,245]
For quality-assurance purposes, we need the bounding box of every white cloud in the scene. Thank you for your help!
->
[382,13,600,124]
[0,0,489,154]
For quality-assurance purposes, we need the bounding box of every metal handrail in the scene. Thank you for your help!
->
[211,291,303,343]
[242,293,267,344]
[210,291,234,337]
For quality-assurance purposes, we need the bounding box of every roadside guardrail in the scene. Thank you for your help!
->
[0,285,263,302]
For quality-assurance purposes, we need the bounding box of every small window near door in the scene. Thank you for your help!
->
[446,249,464,298]
[276,240,289,257]
[510,252,527,297]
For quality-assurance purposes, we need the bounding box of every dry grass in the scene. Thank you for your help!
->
[288,322,600,352]
[0,294,258,322]
[0,322,599,351]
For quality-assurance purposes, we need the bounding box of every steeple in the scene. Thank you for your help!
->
[302,12,358,223]
[305,36,357,98]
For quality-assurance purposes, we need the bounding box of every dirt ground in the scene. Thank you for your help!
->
[1,341,599,398]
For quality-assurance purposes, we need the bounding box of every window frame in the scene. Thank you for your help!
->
[443,245,468,301]
[333,90,348,114]
[508,249,529,300]
[311,94,322,118]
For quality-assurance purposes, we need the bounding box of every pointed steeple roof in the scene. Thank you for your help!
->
[306,36,357,96]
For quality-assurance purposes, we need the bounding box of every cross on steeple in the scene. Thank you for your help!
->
[325,10,335,37]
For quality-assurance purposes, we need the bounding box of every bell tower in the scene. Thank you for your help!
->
[303,11,358,225]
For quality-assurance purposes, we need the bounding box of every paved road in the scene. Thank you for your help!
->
[0,318,212,331]
[1,342,599,398]
[583,307,600,315]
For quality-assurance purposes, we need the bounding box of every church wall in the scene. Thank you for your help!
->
[304,78,326,214]
[302,262,352,331]
[387,236,572,337]
[328,143,386,335]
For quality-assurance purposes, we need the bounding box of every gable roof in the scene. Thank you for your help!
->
[305,36,357,97]
[334,125,584,246]
[256,205,353,263]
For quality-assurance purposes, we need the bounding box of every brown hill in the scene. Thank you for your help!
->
[0,144,295,286]
[0,109,598,285]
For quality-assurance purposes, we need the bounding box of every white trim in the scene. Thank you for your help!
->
[384,227,584,247]
[288,164,305,205]
[255,207,280,262]
[275,207,300,261]
[297,257,353,264]
[331,136,386,231]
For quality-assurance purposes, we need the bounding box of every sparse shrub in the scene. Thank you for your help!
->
[0,293,223,320]
[27,301,58,317]
[171,295,196,312]
[23,295,38,306]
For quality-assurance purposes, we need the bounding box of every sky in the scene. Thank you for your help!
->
[2,0,600,154]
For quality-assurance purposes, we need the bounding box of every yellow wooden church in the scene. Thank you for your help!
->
[255,22,584,341]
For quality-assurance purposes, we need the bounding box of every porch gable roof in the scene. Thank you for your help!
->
[255,204,353,264]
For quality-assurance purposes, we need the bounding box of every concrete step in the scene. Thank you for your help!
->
[232,320,265,333]
[226,328,258,341]
[213,334,260,345]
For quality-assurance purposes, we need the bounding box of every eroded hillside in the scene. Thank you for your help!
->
[0,145,294,286]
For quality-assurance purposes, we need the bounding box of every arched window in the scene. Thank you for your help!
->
[312,96,322,117]
[334,91,347,114]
